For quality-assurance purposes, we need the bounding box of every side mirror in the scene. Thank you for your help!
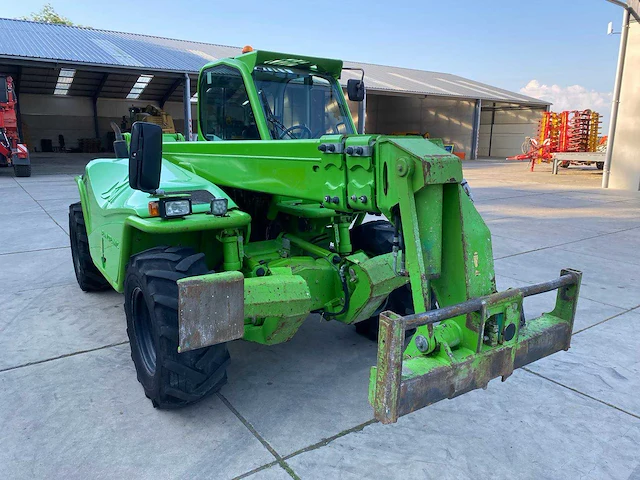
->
[347,79,365,102]
[129,122,162,193]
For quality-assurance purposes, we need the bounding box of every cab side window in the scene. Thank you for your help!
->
[199,66,260,141]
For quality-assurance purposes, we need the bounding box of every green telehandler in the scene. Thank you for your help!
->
[70,49,581,423]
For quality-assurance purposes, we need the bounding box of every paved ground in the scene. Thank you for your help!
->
[1,153,639,479]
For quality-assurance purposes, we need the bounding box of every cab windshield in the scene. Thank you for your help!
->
[252,66,354,140]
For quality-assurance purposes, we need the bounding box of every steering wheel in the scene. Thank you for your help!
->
[279,125,312,139]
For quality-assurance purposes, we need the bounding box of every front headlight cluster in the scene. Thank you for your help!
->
[148,197,192,219]
[148,195,229,219]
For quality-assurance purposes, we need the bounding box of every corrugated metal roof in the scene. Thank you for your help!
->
[0,18,549,105]
[341,61,546,105]
[0,18,204,72]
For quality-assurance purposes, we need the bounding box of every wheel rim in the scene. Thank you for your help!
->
[131,287,156,376]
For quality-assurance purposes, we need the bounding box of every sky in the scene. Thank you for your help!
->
[12,0,625,128]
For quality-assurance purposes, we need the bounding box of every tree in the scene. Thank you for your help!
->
[21,4,74,26]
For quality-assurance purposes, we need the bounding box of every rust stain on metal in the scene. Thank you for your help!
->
[372,270,580,423]
[373,312,404,424]
[178,272,245,353]
[377,321,572,422]
[513,323,570,369]
[423,161,431,178]
[465,312,480,333]
[397,347,514,418]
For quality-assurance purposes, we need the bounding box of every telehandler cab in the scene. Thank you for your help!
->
[70,49,581,423]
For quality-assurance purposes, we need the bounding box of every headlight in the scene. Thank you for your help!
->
[210,198,228,216]
[159,198,192,218]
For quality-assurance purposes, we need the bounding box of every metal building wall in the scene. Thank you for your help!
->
[18,94,94,149]
[19,89,536,161]
[17,94,195,151]
[365,94,476,158]
[610,20,640,191]
[478,103,546,158]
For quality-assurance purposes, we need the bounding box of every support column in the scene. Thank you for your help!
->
[470,99,481,160]
[14,67,23,142]
[160,77,183,109]
[93,74,109,143]
[92,97,99,140]
[183,73,192,141]
[488,103,496,157]
[357,87,366,134]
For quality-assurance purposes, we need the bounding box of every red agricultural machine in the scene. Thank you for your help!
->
[0,75,31,177]
[508,110,603,172]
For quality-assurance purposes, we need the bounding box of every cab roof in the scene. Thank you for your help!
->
[234,50,343,79]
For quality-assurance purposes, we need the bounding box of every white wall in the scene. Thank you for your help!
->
[365,94,475,158]
[478,104,545,158]
[18,94,196,151]
[610,19,640,191]
[19,94,94,149]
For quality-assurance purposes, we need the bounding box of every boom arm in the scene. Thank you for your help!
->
[162,136,351,210]
[164,132,581,423]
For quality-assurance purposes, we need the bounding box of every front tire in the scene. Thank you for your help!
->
[124,246,230,409]
[69,202,110,292]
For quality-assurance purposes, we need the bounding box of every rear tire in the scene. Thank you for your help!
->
[351,220,434,341]
[596,162,604,170]
[69,202,110,292]
[124,246,230,409]
[14,164,31,177]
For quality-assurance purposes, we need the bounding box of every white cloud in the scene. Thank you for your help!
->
[520,80,612,129]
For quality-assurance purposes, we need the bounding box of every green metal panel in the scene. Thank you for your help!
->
[345,136,377,211]
[162,138,350,211]
[75,156,249,292]
[336,252,409,324]
[243,271,313,344]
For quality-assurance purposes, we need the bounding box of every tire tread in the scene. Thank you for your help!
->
[69,202,110,292]
[124,246,229,409]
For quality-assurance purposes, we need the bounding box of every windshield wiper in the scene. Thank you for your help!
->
[258,90,293,139]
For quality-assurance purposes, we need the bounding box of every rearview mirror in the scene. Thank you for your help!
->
[129,122,162,193]
[347,79,365,102]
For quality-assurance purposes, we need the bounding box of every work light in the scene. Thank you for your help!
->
[210,198,228,216]
[159,198,192,218]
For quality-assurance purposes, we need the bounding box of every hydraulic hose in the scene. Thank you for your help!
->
[324,264,350,318]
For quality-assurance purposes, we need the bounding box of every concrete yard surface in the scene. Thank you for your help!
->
[1,154,639,479]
